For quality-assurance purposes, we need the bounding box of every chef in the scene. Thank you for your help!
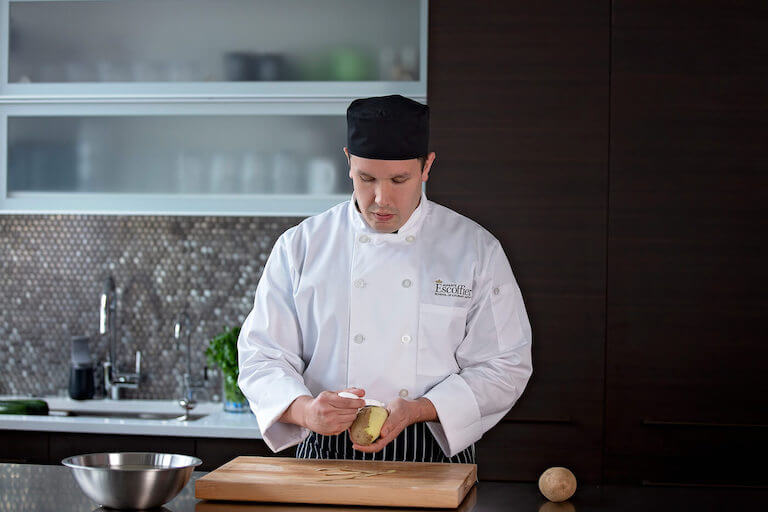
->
[237,94,533,464]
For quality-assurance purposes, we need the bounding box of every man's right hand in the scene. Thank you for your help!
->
[302,387,366,436]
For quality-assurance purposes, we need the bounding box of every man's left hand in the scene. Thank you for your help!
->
[351,397,419,453]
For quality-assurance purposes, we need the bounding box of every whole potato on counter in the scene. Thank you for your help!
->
[538,467,577,502]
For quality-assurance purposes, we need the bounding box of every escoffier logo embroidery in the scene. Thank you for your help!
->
[434,279,472,299]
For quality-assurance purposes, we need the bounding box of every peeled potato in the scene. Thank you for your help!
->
[349,406,389,445]
[538,467,577,502]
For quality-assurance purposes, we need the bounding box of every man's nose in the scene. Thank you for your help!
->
[375,183,393,207]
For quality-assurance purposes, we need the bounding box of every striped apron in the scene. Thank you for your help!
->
[296,422,476,465]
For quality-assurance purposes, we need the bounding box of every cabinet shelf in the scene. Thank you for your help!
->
[0,84,427,103]
[1,191,351,216]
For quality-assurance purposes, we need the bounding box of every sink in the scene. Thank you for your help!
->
[51,410,208,421]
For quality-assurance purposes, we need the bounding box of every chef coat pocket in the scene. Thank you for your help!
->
[417,303,467,376]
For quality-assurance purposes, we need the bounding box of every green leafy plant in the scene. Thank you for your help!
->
[205,326,247,404]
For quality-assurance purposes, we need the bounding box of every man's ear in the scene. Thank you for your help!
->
[422,151,436,182]
[344,147,352,179]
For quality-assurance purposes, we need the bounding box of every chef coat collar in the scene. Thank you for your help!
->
[348,189,429,241]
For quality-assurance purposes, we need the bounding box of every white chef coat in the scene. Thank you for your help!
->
[237,189,533,457]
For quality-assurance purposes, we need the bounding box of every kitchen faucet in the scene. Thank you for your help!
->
[99,275,141,399]
[173,310,206,420]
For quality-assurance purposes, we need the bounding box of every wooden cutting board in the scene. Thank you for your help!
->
[195,486,478,512]
[195,456,477,508]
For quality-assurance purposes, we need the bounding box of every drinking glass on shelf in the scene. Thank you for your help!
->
[209,152,238,194]
[38,62,65,83]
[272,151,303,194]
[96,59,130,82]
[240,152,270,194]
[400,46,418,80]
[65,61,97,82]
[306,157,338,195]
[168,61,196,82]
[175,150,205,194]
[131,60,165,82]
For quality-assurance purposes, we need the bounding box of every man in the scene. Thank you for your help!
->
[238,95,533,463]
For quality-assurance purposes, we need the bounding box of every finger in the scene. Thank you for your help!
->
[353,440,385,453]
[327,393,366,410]
[336,413,359,425]
[352,424,403,453]
[321,409,358,422]
[378,415,400,439]
[339,387,366,396]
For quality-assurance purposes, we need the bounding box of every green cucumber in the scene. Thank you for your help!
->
[0,399,49,415]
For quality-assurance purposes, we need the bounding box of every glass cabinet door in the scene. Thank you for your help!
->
[0,101,358,215]
[3,0,426,97]
[8,115,349,195]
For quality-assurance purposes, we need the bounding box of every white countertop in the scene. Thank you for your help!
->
[0,396,263,439]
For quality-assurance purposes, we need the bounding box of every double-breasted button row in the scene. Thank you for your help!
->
[358,234,416,244]
[351,333,412,345]
[354,277,412,288]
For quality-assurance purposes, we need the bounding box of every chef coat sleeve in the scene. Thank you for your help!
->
[237,234,313,453]
[423,238,533,457]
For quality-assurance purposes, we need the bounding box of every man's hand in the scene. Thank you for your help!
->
[302,387,366,436]
[351,397,423,453]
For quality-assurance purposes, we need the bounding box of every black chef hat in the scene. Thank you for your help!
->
[346,94,429,160]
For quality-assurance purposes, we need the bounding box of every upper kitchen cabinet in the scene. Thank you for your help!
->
[0,0,428,215]
[2,0,425,95]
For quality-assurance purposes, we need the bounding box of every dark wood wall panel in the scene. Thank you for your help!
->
[428,2,609,483]
[196,438,294,471]
[477,422,602,483]
[606,1,768,485]
[48,433,195,464]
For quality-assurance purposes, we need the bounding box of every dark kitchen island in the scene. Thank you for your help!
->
[1,463,766,511]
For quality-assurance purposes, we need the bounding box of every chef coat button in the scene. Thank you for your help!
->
[493,287,500,295]
[353,334,365,344]
[354,278,366,288]
[401,279,412,288]
[359,235,370,243]
[511,353,521,364]
[399,389,409,398]
[401,335,411,344]
[405,235,415,243]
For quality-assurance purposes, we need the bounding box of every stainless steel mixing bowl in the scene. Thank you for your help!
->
[62,452,202,510]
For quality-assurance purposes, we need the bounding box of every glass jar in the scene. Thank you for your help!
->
[222,373,249,413]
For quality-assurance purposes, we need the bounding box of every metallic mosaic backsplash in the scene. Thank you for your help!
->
[0,214,301,399]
